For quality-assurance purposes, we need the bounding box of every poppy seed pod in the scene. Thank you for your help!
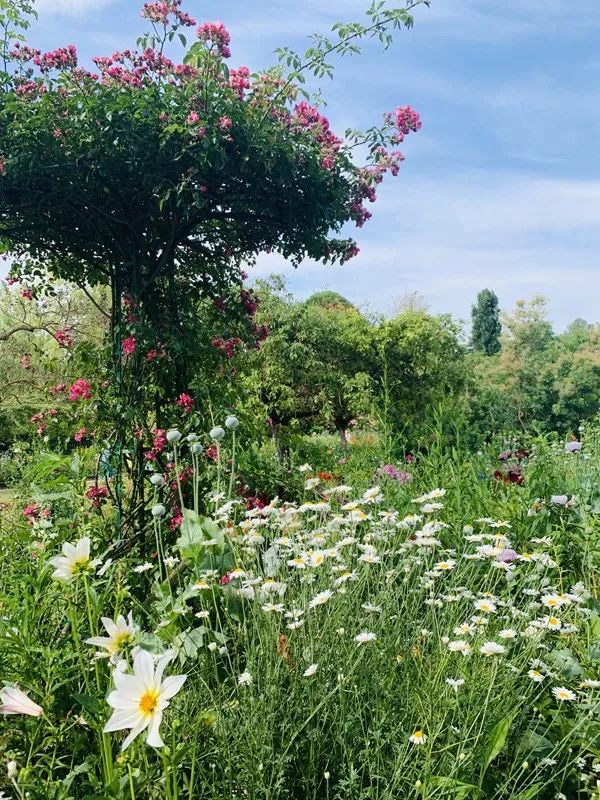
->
[225,415,239,430]
[210,426,225,441]
[166,429,182,443]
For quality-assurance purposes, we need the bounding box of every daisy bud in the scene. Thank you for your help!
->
[166,429,182,443]
[151,504,166,518]
[225,415,239,430]
[210,426,225,441]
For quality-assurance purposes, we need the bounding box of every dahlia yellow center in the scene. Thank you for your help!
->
[139,690,159,716]
[111,632,133,653]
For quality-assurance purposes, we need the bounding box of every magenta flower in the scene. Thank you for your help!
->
[122,336,137,357]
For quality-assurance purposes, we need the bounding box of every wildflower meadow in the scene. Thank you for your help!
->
[0,1,599,799]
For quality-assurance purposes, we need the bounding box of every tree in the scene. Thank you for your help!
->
[471,289,501,355]
[375,308,466,448]
[0,0,425,534]
[250,278,375,456]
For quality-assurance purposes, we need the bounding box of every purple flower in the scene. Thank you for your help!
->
[498,548,517,563]
[375,463,412,484]
[565,441,581,453]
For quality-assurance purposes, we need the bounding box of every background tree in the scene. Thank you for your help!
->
[471,288,501,355]
[374,307,466,448]
[249,278,375,456]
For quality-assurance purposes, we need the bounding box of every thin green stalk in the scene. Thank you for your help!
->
[128,764,136,800]
[228,430,236,499]
[162,746,174,800]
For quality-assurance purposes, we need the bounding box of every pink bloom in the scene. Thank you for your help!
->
[196,20,231,58]
[23,503,41,523]
[69,378,92,401]
[176,392,194,413]
[85,486,109,509]
[54,328,74,348]
[219,115,232,131]
[0,686,43,717]
[20,288,33,301]
[186,110,200,124]
[20,354,30,370]
[229,66,250,98]
[74,427,88,443]
[122,336,137,357]
[499,548,517,563]
[34,45,77,72]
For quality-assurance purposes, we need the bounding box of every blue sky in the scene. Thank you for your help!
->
[23,0,600,329]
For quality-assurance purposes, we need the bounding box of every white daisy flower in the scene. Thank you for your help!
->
[309,590,333,609]
[552,686,576,702]
[354,631,377,645]
[479,642,506,657]
[237,671,253,686]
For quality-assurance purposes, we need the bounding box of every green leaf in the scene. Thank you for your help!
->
[510,784,543,800]
[175,508,224,563]
[481,711,516,776]
[72,693,103,716]
[425,777,480,799]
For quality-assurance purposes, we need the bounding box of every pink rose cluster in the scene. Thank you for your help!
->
[54,328,74,348]
[196,20,231,58]
[176,392,194,413]
[74,427,88,443]
[22,503,50,524]
[35,45,78,72]
[30,408,58,436]
[291,101,342,171]
[388,104,422,143]
[145,428,167,461]
[212,336,242,359]
[85,486,109,508]
[69,378,92,401]
[229,66,250,99]
[141,0,196,27]
[122,336,137,357]
[11,43,78,72]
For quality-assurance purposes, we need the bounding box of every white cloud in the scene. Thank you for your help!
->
[250,172,600,330]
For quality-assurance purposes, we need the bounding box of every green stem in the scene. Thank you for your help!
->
[162,747,174,800]
[128,764,136,800]
[228,430,236,499]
